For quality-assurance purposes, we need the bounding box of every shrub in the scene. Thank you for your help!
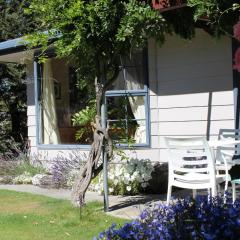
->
[96,195,240,240]
[50,152,84,188]
[91,158,154,195]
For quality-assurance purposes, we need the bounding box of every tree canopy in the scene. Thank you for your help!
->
[27,0,171,89]
[188,0,239,37]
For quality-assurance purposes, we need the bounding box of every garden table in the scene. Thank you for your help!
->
[208,139,240,200]
[208,139,240,166]
[208,139,240,148]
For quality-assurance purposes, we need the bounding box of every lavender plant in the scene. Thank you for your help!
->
[96,195,240,240]
[50,151,87,188]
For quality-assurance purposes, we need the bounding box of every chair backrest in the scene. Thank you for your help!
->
[218,129,240,160]
[164,137,216,184]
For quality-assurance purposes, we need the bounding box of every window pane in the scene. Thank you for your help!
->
[107,120,146,144]
[40,58,94,145]
[106,95,147,144]
[109,49,146,90]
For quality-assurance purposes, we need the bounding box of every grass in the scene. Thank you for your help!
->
[0,190,127,240]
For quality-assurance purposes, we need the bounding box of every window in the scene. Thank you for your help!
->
[37,58,94,146]
[106,48,149,146]
[36,48,149,147]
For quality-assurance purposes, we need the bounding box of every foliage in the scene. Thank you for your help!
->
[91,158,154,195]
[0,139,45,178]
[12,171,33,184]
[187,1,240,37]
[0,0,39,41]
[0,190,126,240]
[72,101,96,142]
[0,64,27,153]
[0,0,40,156]
[50,153,84,188]
[233,20,240,72]
[13,160,46,177]
[26,0,172,91]
[97,195,240,240]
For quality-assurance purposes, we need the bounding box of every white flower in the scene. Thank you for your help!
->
[109,187,114,193]
[109,173,114,180]
[13,172,32,184]
[113,179,118,185]
[126,186,131,192]
[124,179,129,185]
[124,173,130,180]
[141,182,148,188]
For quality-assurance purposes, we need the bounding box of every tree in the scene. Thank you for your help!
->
[0,0,40,156]
[0,0,34,156]
[187,0,239,34]
[187,1,240,70]
[26,0,209,207]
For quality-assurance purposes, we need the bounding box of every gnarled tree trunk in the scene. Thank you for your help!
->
[71,77,113,207]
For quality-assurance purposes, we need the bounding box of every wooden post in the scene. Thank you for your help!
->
[101,97,109,212]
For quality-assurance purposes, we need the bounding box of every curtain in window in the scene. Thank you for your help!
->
[125,67,146,144]
[42,59,60,144]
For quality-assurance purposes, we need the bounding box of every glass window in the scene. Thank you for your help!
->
[38,58,95,145]
[36,48,149,147]
[108,49,146,91]
[107,95,147,144]
[106,48,149,146]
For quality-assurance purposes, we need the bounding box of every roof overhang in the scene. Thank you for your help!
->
[0,37,33,63]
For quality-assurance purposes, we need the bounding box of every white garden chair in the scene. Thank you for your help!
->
[216,129,240,201]
[165,137,225,205]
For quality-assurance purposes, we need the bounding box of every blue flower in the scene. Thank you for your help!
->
[95,193,240,239]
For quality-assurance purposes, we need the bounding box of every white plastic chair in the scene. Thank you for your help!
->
[216,129,240,201]
[165,137,225,205]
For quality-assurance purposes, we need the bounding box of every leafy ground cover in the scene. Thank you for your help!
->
[0,190,126,240]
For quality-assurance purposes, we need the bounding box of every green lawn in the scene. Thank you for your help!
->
[0,190,126,240]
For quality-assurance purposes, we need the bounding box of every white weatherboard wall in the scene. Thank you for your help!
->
[27,29,234,164]
[26,61,38,158]
[146,29,234,162]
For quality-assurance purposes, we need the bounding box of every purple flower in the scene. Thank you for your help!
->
[95,194,240,239]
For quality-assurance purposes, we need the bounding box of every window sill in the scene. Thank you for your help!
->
[36,143,151,150]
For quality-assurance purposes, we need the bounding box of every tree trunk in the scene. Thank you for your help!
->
[71,75,113,207]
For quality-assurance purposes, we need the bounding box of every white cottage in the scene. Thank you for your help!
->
[0,29,237,166]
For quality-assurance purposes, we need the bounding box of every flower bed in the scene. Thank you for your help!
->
[96,195,240,239]
[91,158,154,195]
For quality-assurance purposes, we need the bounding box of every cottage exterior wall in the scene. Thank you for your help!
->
[148,29,234,162]
[26,29,234,165]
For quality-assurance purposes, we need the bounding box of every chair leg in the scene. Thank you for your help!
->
[166,184,172,205]
[232,182,236,203]
[192,189,197,199]
[207,188,211,196]
[212,186,216,198]
[224,180,228,192]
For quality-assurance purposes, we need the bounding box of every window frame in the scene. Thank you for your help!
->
[34,57,91,149]
[34,48,150,149]
[105,48,150,148]
[105,90,150,148]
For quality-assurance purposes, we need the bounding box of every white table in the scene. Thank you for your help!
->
[208,139,240,166]
[208,139,240,148]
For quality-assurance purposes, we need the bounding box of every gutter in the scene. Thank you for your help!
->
[0,37,27,56]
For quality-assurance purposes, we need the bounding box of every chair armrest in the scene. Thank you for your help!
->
[220,150,234,158]
[216,150,234,173]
